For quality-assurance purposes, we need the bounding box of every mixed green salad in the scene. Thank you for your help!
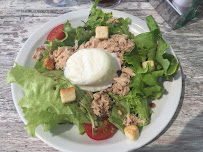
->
[6,0,179,140]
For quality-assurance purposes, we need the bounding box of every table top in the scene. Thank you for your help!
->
[0,0,203,152]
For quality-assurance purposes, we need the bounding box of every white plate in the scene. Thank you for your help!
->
[11,9,182,152]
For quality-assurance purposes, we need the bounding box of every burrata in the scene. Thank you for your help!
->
[64,48,120,91]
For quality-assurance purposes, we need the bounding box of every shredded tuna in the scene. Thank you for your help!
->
[49,46,74,70]
[123,113,146,126]
[77,34,134,65]
[107,17,118,24]
[111,67,135,96]
[32,46,46,62]
[91,91,114,117]
[114,77,130,86]
[122,67,135,77]
[77,37,102,51]
[112,83,130,96]
[97,34,134,65]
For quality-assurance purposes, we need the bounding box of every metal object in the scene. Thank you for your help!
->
[149,0,203,29]
[172,0,194,14]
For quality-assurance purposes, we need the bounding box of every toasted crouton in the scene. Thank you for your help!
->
[60,87,76,104]
[117,110,123,115]
[124,125,139,141]
[142,60,155,72]
[96,26,109,39]
[44,58,55,70]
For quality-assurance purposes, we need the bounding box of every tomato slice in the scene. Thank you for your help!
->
[47,24,66,44]
[84,118,117,140]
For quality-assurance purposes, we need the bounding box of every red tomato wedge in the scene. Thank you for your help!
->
[84,118,117,140]
[47,24,66,44]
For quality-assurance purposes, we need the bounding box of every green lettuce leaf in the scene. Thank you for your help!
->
[156,37,170,74]
[108,103,128,133]
[128,96,150,127]
[6,63,92,137]
[108,17,132,38]
[134,29,159,62]
[74,0,112,46]
[163,53,180,80]
[143,85,165,99]
[75,0,132,45]
[108,92,150,130]
[60,20,76,47]
[44,0,132,50]
[45,20,76,51]
[75,27,95,46]
[146,15,160,32]
[125,15,179,102]
[130,70,164,99]
[142,70,164,86]
[77,87,103,131]
[53,20,76,47]
[124,47,151,74]
[87,1,113,28]
[146,15,179,77]
[108,93,130,132]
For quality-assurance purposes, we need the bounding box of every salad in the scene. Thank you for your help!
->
[6,0,179,141]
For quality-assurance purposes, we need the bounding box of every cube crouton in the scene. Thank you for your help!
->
[124,125,140,141]
[60,87,76,104]
[96,26,109,39]
[142,60,155,72]
[44,58,55,70]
